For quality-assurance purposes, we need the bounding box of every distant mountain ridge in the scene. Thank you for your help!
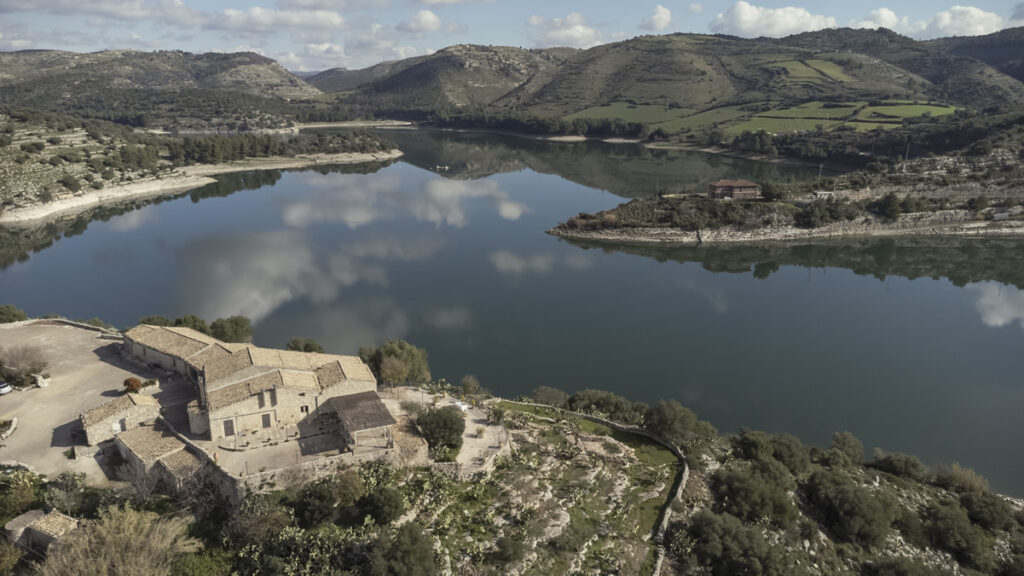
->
[307,28,1024,117]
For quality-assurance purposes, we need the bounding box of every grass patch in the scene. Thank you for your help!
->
[566,102,694,125]
[658,105,750,132]
[805,59,854,82]
[770,60,828,83]
[856,104,956,121]
[761,101,864,120]
[727,116,842,135]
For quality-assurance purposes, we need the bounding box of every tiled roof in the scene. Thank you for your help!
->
[124,325,216,361]
[206,370,282,411]
[80,393,159,427]
[30,510,78,538]
[326,391,396,433]
[116,422,185,463]
[158,448,203,479]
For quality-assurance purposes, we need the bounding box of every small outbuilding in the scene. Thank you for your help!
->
[4,509,78,554]
[80,393,161,446]
[325,391,397,448]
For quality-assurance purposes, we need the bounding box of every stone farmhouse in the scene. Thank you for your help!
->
[122,325,394,449]
[79,392,161,446]
[114,421,205,490]
[708,179,761,199]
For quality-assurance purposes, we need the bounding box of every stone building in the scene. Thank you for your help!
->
[79,393,161,446]
[114,421,207,491]
[123,325,393,449]
[708,179,761,199]
[4,509,78,554]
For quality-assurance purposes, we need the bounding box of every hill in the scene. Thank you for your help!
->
[311,44,577,115]
[0,50,322,131]
[929,27,1024,83]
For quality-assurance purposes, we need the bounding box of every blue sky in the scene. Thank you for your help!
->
[0,1,1022,71]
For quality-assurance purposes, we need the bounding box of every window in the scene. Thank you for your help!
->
[269,388,277,407]
[257,392,265,409]
[262,414,271,428]
[223,419,235,437]
[300,405,309,414]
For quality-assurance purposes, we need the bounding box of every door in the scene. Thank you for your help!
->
[223,419,235,437]
[261,414,271,429]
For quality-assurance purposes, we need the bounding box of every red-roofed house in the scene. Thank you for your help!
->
[708,179,761,199]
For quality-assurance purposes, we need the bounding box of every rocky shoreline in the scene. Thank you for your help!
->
[548,209,1024,245]
[0,149,403,227]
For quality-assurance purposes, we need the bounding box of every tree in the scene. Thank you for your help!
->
[830,431,864,466]
[295,480,336,527]
[286,337,323,353]
[804,469,896,549]
[173,315,209,334]
[361,486,405,525]
[712,459,797,528]
[0,540,22,576]
[532,385,569,408]
[368,523,436,576]
[417,406,465,454]
[924,500,997,572]
[330,468,365,508]
[380,356,409,387]
[876,192,901,221]
[459,374,481,396]
[38,505,200,576]
[644,399,717,454]
[138,315,173,326]
[674,509,799,576]
[360,340,431,384]
[209,315,252,343]
[760,180,787,202]
[0,305,27,324]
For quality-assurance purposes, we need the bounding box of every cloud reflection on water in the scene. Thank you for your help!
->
[281,172,528,229]
[969,282,1024,329]
[175,230,443,322]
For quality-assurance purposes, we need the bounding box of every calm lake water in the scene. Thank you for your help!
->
[2,130,1023,493]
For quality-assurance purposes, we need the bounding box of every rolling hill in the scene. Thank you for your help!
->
[312,28,1024,132]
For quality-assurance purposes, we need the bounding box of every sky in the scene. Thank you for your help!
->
[0,1,1022,71]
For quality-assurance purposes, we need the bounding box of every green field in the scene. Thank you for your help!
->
[805,59,854,82]
[856,103,956,121]
[656,105,750,132]
[727,116,842,135]
[762,101,865,119]
[566,102,694,124]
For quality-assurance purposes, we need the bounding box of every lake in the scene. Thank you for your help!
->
[2,129,1022,493]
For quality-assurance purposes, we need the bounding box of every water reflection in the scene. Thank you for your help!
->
[969,283,1024,329]
[281,173,528,229]
[175,231,443,322]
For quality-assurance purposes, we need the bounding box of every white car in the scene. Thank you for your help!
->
[0,382,11,395]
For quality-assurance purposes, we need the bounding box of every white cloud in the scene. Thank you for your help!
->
[210,7,344,31]
[396,9,442,33]
[527,12,601,48]
[969,283,1024,329]
[852,8,908,30]
[422,0,492,4]
[278,0,390,9]
[710,1,836,37]
[679,279,728,313]
[688,3,704,14]
[918,5,1004,38]
[640,4,672,31]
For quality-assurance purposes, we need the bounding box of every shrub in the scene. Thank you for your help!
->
[124,377,142,393]
[486,405,505,425]
[361,486,404,525]
[360,340,431,384]
[712,458,797,527]
[673,509,798,575]
[924,500,997,572]
[532,385,569,408]
[868,452,930,482]
[46,136,62,145]
[644,399,717,455]
[568,388,646,424]
[934,463,990,493]
[368,523,436,576]
[459,374,481,396]
[960,491,1015,531]
[417,406,465,456]
[0,305,27,323]
[226,495,293,546]
[861,557,953,576]
[804,469,896,548]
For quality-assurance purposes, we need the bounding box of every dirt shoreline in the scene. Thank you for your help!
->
[548,218,1024,245]
[0,149,403,227]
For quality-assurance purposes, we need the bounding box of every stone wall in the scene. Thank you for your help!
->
[124,339,191,377]
[83,402,161,446]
